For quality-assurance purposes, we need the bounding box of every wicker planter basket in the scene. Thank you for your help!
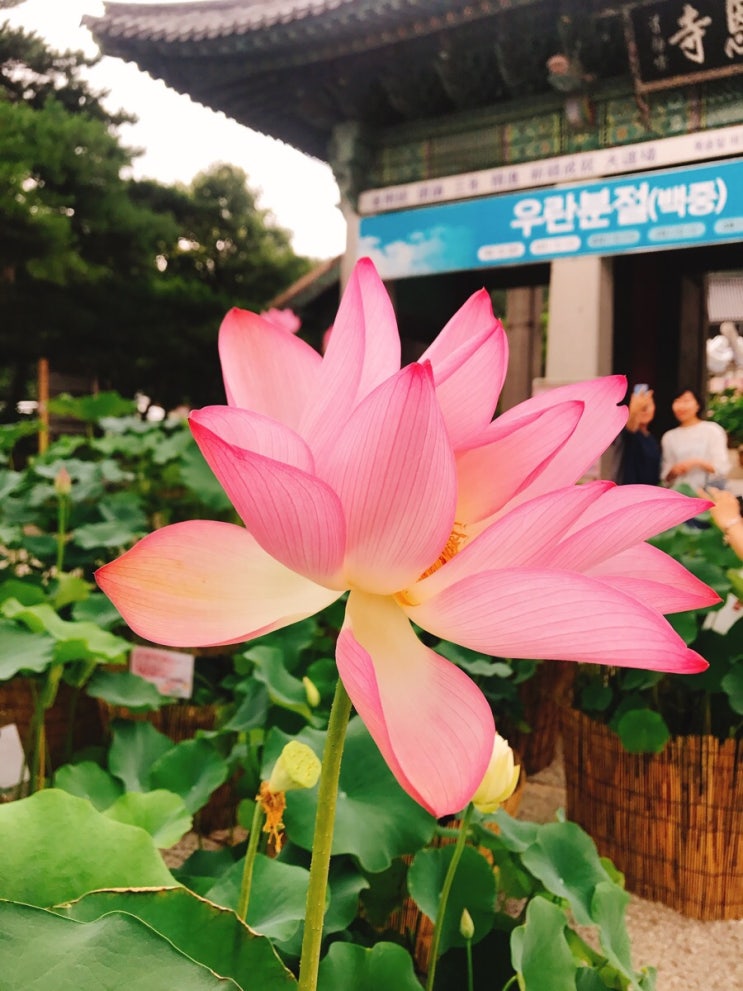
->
[384,763,526,974]
[505,660,574,775]
[98,701,219,742]
[0,678,103,772]
[561,707,743,920]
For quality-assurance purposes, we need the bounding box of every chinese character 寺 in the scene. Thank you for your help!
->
[725,0,743,57]
[669,3,713,64]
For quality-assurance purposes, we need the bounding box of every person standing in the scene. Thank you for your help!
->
[616,386,661,485]
[661,387,730,491]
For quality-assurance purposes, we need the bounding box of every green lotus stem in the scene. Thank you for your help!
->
[297,677,352,991]
[501,976,518,991]
[426,802,474,991]
[465,937,474,991]
[56,492,69,574]
[237,797,265,922]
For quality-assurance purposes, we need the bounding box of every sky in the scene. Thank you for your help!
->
[5,0,347,260]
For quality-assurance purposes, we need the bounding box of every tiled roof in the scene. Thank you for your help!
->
[85,1,628,161]
[86,0,514,50]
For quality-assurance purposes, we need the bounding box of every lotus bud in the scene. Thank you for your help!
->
[54,466,72,496]
[459,908,475,941]
[303,675,321,708]
[471,733,520,814]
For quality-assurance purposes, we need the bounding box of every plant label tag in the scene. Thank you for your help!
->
[130,646,195,699]
[0,723,28,789]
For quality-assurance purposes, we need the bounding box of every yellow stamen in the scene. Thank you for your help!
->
[258,781,287,852]
[395,523,467,608]
[418,524,467,580]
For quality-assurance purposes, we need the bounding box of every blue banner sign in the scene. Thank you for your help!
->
[358,157,743,279]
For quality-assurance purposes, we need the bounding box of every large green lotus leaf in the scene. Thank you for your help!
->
[0,618,55,677]
[54,759,124,811]
[0,789,176,906]
[0,902,239,990]
[722,663,743,714]
[50,574,92,612]
[104,790,193,848]
[247,645,316,721]
[590,879,636,985]
[511,897,576,991]
[615,709,670,754]
[2,600,129,660]
[519,821,614,928]
[179,438,233,512]
[109,719,174,792]
[407,845,496,955]
[71,591,125,630]
[268,849,370,960]
[317,941,422,991]
[59,887,296,988]
[267,719,436,872]
[74,519,144,549]
[203,853,308,943]
[86,668,165,711]
[0,578,48,606]
[149,738,229,814]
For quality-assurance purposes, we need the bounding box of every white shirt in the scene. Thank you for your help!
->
[660,420,730,491]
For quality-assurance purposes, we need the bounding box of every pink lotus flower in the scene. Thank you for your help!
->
[259,307,301,334]
[97,259,715,817]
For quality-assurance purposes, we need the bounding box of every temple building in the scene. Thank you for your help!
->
[87,0,743,433]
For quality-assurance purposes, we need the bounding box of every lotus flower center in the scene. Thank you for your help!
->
[419,524,466,580]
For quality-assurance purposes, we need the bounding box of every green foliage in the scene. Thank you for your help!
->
[0,789,175,904]
[708,390,743,445]
[59,888,297,988]
[573,521,743,752]
[0,903,243,991]
[0,24,312,415]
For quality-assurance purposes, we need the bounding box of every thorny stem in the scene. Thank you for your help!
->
[297,678,352,991]
[426,803,475,991]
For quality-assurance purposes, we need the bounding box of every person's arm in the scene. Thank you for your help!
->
[625,389,653,433]
[700,486,743,558]
[708,423,731,478]
[660,431,674,483]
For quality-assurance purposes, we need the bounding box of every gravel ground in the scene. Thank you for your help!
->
[519,752,743,991]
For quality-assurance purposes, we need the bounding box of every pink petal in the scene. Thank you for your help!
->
[218,308,320,429]
[406,569,708,673]
[190,406,315,472]
[586,543,721,613]
[420,290,508,449]
[413,481,614,601]
[300,258,401,455]
[337,591,494,817]
[455,401,584,523]
[96,522,340,647]
[190,416,346,586]
[321,363,457,595]
[494,376,628,504]
[544,486,712,572]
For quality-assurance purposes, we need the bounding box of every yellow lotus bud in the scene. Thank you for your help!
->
[268,740,321,794]
[471,733,520,814]
[459,908,475,941]
[303,675,321,708]
[54,466,72,496]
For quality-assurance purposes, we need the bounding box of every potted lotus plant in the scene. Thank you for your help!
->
[562,518,743,920]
